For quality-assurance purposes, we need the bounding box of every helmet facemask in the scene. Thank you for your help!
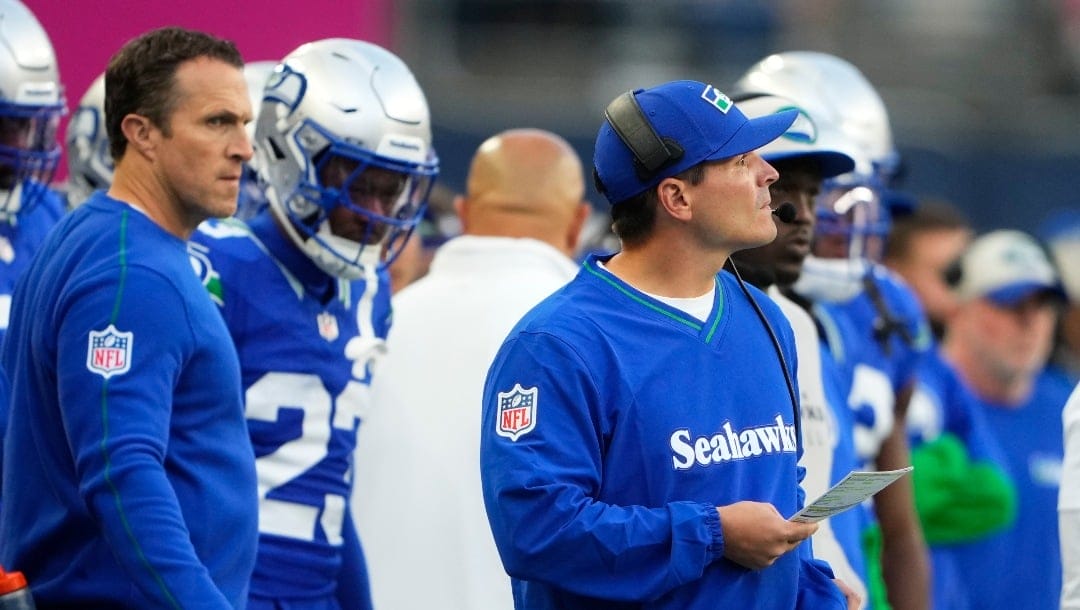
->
[792,179,888,303]
[0,0,67,219]
[0,99,63,216]
[255,43,439,280]
[814,181,890,263]
[272,123,435,277]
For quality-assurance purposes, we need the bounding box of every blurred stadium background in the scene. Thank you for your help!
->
[34,0,1080,235]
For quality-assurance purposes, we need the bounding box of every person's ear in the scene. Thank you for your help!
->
[452,195,468,233]
[656,176,692,222]
[120,114,156,159]
[565,201,591,255]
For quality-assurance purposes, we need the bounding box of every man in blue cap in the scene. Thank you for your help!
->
[479,80,854,609]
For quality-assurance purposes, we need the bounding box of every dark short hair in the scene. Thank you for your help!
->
[611,163,705,248]
[885,198,971,262]
[105,27,243,161]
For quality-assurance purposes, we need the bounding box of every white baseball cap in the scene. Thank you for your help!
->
[1038,210,1080,303]
[956,229,1066,306]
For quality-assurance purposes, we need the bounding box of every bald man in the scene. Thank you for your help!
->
[352,129,589,610]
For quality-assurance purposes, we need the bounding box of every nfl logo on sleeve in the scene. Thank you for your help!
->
[87,324,133,379]
[496,383,538,441]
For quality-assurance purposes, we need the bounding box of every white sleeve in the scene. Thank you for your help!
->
[1059,382,1080,609]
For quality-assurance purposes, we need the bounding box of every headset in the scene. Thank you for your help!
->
[598,89,802,446]
[594,91,684,197]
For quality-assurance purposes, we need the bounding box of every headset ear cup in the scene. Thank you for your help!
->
[604,91,682,181]
[593,167,607,195]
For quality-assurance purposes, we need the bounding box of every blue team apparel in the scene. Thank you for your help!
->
[0,183,65,461]
[191,209,391,609]
[0,192,257,608]
[908,348,1017,609]
[817,265,933,465]
[0,182,65,344]
[948,368,1073,610]
[908,348,1008,459]
[480,254,844,609]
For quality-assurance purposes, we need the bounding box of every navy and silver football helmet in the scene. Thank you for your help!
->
[735,51,898,182]
[254,39,438,279]
[733,92,857,180]
[0,0,65,218]
[735,51,896,302]
[64,72,110,208]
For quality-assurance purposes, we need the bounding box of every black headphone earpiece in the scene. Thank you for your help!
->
[599,91,684,185]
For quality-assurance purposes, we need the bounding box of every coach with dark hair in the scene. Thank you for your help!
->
[0,26,257,609]
[478,80,854,609]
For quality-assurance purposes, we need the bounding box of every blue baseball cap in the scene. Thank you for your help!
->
[593,80,798,205]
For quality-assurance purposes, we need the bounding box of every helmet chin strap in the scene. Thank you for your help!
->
[790,254,868,304]
[313,221,381,279]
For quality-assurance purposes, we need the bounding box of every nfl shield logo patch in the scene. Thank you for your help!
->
[87,324,133,379]
[496,383,538,441]
[317,311,339,342]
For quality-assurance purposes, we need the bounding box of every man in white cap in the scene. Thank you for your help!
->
[939,229,1072,609]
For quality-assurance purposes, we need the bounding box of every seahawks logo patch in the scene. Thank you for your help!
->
[187,241,223,306]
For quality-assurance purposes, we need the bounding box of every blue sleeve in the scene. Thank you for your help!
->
[336,510,373,610]
[479,331,723,602]
[796,553,846,610]
[793,497,844,608]
[58,265,234,609]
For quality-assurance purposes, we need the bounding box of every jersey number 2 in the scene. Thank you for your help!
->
[245,371,368,544]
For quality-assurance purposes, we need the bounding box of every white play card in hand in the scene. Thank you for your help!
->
[790,466,914,523]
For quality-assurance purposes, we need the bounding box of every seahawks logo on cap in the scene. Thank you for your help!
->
[701,85,732,114]
[780,107,817,144]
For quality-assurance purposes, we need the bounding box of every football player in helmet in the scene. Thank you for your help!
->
[190,38,438,610]
[736,51,897,303]
[743,53,1025,610]
[735,52,934,610]
[64,72,111,208]
[0,0,67,328]
[727,91,867,608]
[0,0,68,469]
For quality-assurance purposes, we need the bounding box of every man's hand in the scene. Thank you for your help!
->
[717,501,818,570]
